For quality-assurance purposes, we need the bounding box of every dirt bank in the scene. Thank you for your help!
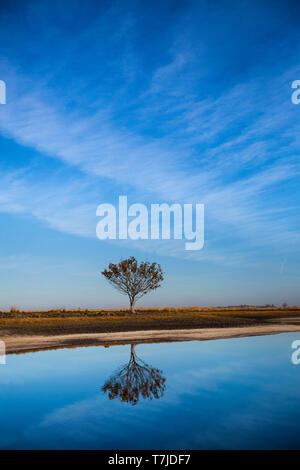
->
[3,323,300,355]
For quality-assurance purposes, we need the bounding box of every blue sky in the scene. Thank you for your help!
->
[0,0,300,309]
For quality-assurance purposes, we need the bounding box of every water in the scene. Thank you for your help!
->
[0,332,300,449]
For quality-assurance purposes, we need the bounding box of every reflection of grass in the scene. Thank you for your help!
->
[0,306,300,336]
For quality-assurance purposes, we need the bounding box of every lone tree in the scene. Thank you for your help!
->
[102,344,166,405]
[101,256,164,313]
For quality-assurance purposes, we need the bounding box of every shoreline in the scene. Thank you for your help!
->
[3,323,300,355]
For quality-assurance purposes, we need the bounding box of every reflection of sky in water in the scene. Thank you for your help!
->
[0,333,300,449]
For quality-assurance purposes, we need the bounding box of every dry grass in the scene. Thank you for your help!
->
[0,306,300,337]
[1,305,300,317]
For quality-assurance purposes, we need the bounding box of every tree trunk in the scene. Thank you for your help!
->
[130,344,136,363]
[130,298,136,313]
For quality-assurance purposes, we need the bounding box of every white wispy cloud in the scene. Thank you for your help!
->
[0,24,299,268]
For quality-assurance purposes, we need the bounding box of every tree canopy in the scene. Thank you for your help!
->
[102,344,166,405]
[101,257,164,312]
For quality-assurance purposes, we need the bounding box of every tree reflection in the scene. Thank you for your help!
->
[102,344,166,405]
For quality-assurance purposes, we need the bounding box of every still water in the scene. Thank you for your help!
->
[0,333,300,449]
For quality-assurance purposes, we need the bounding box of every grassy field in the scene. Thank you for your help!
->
[1,306,300,337]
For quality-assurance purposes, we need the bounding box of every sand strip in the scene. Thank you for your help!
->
[2,324,300,354]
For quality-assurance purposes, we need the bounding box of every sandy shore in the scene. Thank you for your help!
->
[3,323,300,354]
